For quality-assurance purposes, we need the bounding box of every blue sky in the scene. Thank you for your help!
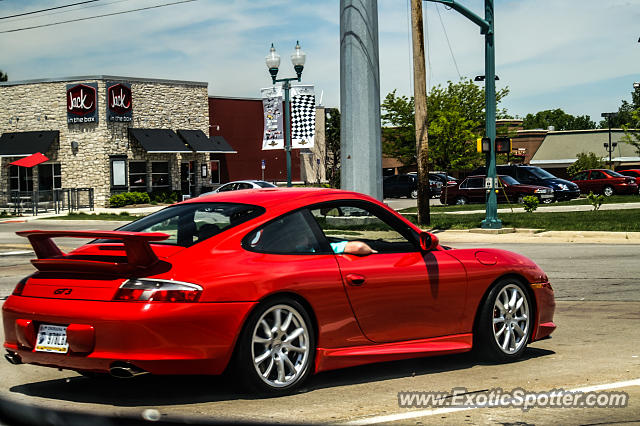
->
[1,0,639,123]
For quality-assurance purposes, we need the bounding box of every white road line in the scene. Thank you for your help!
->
[341,378,640,425]
[0,250,33,256]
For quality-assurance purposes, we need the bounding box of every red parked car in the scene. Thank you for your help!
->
[3,188,555,394]
[618,169,640,193]
[441,175,554,205]
[570,169,638,196]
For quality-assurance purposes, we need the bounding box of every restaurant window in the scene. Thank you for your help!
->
[38,163,62,192]
[9,165,33,192]
[129,161,147,191]
[151,161,170,191]
[210,160,220,184]
[110,156,127,189]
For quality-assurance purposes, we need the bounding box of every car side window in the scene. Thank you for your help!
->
[466,177,484,189]
[308,202,417,254]
[237,183,253,190]
[590,171,606,180]
[243,210,328,254]
[573,171,587,180]
[217,183,234,192]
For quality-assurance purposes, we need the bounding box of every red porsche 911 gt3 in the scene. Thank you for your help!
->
[3,188,555,393]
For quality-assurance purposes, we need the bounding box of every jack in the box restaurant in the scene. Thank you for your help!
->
[0,75,235,209]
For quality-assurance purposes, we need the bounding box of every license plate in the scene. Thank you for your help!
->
[35,324,69,353]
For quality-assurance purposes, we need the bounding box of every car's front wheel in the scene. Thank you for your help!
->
[475,278,532,362]
[410,189,418,199]
[603,185,614,196]
[235,298,315,394]
[455,196,468,205]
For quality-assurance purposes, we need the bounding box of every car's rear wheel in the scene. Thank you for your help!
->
[517,195,525,204]
[603,185,614,196]
[235,298,315,394]
[475,278,532,362]
[455,196,468,205]
[410,189,418,199]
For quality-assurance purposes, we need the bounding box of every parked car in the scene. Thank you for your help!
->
[441,174,554,205]
[383,174,442,199]
[617,169,640,193]
[472,165,580,202]
[570,169,638,196]
[202,180,277,196]
[429,172,459,187]
[3,188,555,394]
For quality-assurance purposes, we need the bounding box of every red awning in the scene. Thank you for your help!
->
[8,152,49,168]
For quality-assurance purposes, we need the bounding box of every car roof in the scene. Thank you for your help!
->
[184,187,378,210]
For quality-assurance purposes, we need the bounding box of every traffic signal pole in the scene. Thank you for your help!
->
[424,0,501,228]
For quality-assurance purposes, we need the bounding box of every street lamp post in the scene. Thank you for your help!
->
[601,112,616,168]
[265,42,306,187]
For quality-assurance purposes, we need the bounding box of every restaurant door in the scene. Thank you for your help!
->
[180,161,195,197]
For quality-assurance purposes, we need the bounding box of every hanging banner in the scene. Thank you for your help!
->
[290,84,315,149]
[261,87,284,150]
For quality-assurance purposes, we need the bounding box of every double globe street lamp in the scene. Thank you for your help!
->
[265,41,306,187]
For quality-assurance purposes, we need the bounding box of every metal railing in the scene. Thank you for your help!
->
[0,188,94,216]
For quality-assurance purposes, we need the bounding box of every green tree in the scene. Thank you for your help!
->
[621,107,640,156]
[522,109,596,130]
[0,70,7,82]
[324,108,341,188]
[566,152,605,176]
[380,79,510,170]
[599,89,640,128]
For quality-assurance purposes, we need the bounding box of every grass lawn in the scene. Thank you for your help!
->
[399,194,640,213]
[402,209,640,232]
[43,212,139,221]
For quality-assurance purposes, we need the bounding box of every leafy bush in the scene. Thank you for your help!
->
[567,152,605,176]
[150,190,180,204]
[109,192,150,208]
[586,191,605,211]
[522,195,539,213]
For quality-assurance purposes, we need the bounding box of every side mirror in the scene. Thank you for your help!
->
[419,231,439,251]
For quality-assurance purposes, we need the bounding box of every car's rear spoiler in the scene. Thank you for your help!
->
[16,230,170,274]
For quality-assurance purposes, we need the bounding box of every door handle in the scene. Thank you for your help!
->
[346,273,366,286]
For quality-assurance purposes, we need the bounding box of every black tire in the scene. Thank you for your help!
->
[233,297,315,394]
[410,189,418,199]
[603,185,614,197]
[474,278,532,362]
[455,196,468,205]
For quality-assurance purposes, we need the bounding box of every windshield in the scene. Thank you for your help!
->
[606,170,624,177]
[111,202,265,247]
[500,175,521,185]
[527,167,556,179]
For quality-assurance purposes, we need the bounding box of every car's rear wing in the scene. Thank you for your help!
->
[16,230,170,274]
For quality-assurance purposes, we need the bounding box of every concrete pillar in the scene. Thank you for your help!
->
[340,0,383,200]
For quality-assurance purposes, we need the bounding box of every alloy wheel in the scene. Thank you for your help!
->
[251,304,311,389]
[492,284,530,355]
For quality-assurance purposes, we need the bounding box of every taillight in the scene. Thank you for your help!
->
[12,278,28,296]
[113,279,202,302]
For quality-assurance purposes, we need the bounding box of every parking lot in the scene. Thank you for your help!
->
[1,220,639,424]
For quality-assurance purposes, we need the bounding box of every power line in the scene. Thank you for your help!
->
[0,0,102,20]
[435,3,462,80]
[5,0,130,24]
[0,0,197,34]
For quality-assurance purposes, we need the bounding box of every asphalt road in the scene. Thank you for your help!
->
[0,220,639,424]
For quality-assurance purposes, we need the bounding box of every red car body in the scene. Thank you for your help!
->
[571,169,638,196]
[440,175,554,205]
[3,188,555,392]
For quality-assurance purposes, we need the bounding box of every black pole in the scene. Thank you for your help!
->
[608,116,612,167]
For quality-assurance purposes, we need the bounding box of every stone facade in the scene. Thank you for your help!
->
[0,76,209,207]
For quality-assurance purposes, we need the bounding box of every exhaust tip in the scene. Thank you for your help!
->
[4,350,22,365]
[109,362,148,378]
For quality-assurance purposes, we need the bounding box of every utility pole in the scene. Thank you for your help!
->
[411,0,430,226]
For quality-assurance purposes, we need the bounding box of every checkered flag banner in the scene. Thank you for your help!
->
[261,86,284,150]
[290,85,315,149]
